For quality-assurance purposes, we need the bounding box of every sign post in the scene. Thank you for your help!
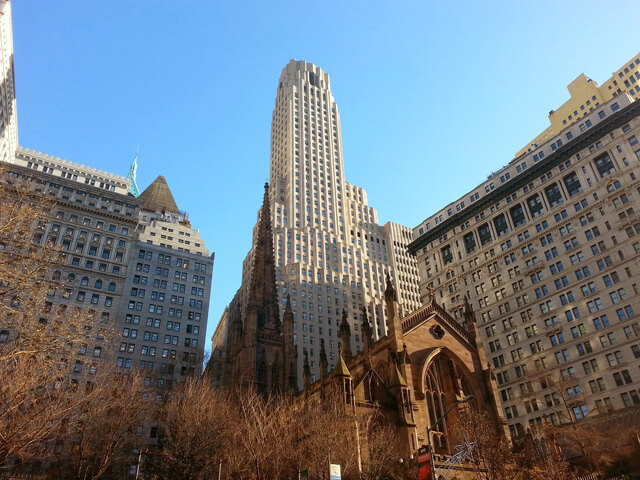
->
[329,464,341,480]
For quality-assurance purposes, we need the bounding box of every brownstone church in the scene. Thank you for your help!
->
[208,183,505,458]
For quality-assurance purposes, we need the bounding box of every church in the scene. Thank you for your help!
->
[206,182,506,459]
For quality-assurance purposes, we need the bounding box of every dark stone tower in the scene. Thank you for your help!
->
[339,309,353,362]
[227,183,293,394]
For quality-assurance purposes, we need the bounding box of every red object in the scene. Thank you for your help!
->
[417,446,433,480]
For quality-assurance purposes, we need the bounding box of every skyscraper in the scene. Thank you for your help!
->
[0,0,18,163]
[409,93,640,439]
[265,60,420,383]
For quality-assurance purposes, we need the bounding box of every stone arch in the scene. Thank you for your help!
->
[419,347,482,455]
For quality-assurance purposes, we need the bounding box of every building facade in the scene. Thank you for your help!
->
[3,150,214,392]
[116,175,214,393]
[516,52,640,158]
[409,93,640,439]
[304,277,505,463]
[213,183,296,394]
[0,0,17,164]
[241,59,421,386]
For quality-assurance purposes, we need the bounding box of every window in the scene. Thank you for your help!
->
[594,154,615,177]
[494,214,509,237]
[544,183,563,207]
[478,223,492,245]
[510,204,526,227]
[563,173,582,197]
[527,194,545,218]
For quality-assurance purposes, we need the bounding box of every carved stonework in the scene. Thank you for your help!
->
[430,324,445,339]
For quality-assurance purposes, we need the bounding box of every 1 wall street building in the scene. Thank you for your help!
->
[409,93,640,439]
[214,60,421,386]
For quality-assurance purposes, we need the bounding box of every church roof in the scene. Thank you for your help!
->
[138,175,180,214]
[333,354,352,377]
[390,364,407,387]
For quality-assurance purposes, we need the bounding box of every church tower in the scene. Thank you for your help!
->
[227,183,293,394]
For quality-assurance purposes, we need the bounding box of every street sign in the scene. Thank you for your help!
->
[330,464,341,480]
[417,446,433,480]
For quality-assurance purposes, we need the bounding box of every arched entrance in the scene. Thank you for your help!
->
[424,354,474,455]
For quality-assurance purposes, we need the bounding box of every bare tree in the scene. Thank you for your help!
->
[0,171,144,479]
[0,172,94,468]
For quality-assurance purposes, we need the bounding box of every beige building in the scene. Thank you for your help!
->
[221,60,421,386]
[410,93,640,439]
[516,52,640,158]
[0,0,17,164]
[115,175,214,398]
[382,221,421,316]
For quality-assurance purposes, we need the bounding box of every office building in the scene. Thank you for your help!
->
[213,60,421,387]
[4,149,214,391]
[0,0,17,164]
[409,93,640,439]
[116,175,214,391]
[516,53,640,158]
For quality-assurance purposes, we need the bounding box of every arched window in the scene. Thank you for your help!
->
[108,282,116,292]
[67,273,75,282]
[425,358,448,452]
[52,271,61,281]
[94,279,103,289]
[81,276,89,286]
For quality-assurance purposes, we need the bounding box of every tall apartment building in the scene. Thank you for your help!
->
[0,0,17,164]
[242,60,420,384]
[117,175,214,391]
[3,148,213,394]
[6,148,142,382]
[516,52,640,158]
[409,93,640,439]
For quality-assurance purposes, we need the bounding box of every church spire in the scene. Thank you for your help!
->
[361,306,374,352]
[319,338,328,378]
[303,348,312,389]
[248,182,280,332]
[384,273,403,353]
[339,309,353,362]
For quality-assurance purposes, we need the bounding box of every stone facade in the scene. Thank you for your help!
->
[305,278,505,458]
[264,60,422,386]
[214,183,296,394]
[410,94,640,440]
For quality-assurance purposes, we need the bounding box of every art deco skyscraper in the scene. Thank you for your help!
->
[267,60,420,382]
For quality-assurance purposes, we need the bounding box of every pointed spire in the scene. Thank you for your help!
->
[333,353,352,378]
[339,309,353,362]
[390,363,407,387]
[283,293,293,319]
[138,175,180,213]
[384,272,397,302]
[303,348,311,389]
[384,273,403,353]
[319,338,328,378]
[361,306,374,352]
[248,182,280,332]
[127,148,140,197]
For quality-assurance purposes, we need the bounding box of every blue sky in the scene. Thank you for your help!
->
[12,1,640,350]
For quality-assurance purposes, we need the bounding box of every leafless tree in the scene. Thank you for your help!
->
[0,171,148,478]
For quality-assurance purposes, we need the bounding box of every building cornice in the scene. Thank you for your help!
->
[408,100,640,254]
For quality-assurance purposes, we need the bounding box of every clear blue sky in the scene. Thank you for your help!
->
[12,1,640,351]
